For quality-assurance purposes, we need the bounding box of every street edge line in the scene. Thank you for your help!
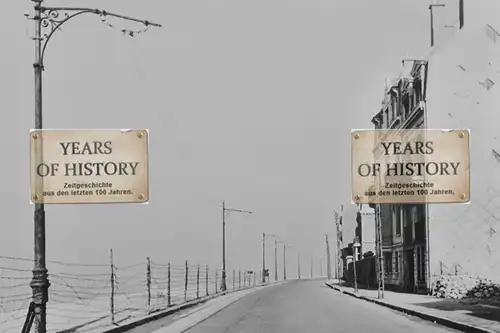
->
[325,283,496,333]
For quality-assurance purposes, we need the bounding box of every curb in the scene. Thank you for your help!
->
[325,282,497,333]
[101,281,285,333]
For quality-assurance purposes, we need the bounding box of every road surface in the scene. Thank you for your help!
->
[131,279,459,333]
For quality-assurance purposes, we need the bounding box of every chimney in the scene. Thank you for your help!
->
[459,0,464,29]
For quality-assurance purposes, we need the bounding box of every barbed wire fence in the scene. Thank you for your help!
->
[0,253,263,333]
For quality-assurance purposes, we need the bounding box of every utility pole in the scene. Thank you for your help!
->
[326,234,332,280]
[298,251,301,279]
[320,259,323,277]
[221,201,252,292]
[310,256,313,278]
[334,210,343,284]
[274,239,278,281]
[353,237,360,293]
[429,3,446,47]
[27,2,160,333]
[262,233,266,284]
[375,204,385,299]
[283,243,287,280]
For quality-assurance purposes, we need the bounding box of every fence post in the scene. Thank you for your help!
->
[233,269,235,290]
[184,261,188,303]
[239,270,241,289]
[197,264,200,299]
[206,265,209,296]
[167,263,171,307]
[110,248,115,324]
[147,257,152,313]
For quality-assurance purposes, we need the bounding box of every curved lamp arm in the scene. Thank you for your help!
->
[35,6,161,69]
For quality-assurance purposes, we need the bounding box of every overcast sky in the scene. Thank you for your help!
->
[1,0,494,275]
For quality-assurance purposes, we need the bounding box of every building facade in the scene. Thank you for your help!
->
[426,22,500,285]
[370,61,429,293]
[366,3,500,292]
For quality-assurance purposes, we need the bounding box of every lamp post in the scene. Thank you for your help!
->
[221,201,252,292]
[27,2,160,332]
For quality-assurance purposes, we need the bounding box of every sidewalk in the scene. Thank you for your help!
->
[151,287,261,333]
[326,280,500,333]
[98,280,288,333]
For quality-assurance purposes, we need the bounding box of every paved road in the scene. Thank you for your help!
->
[131,279,459,333]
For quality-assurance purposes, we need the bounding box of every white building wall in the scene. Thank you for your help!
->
[426,22,500,282]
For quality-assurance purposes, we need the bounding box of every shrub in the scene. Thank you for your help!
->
[432,275,500,300]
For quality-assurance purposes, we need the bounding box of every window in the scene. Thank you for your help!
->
[394,252,399,273]
[403,206,409,228]
[413,80,421,107]
[416,246,426,283]
[419,247,426,283]
[412,206,418,224]
[393,205,401,235]
[402,95,409,118]
[384,252,393,274]
[384,109,389,128]
[391,97,397,119]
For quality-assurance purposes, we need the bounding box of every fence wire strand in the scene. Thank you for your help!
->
[0,255,262,333]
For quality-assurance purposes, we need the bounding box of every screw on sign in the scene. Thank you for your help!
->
[30,129,150,204]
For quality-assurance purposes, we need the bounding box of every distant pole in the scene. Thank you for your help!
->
[283,244,287,280]
[353,248,358,293]
[320,259,323,277]
[146,257,151,311]
[110,249,115,324]
[221,201,227,291]
[375,204,385,299]
[335,209,344,285]
[298,252,301,279]
[262,233,266,283]
[326,234,332,280]
[310,256,313,278]
[221,202,252,291]
[353,238,359,293]
[274,239,278,281]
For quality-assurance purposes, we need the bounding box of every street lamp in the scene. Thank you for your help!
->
[221,201,252,292]
[27,2,160,332]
